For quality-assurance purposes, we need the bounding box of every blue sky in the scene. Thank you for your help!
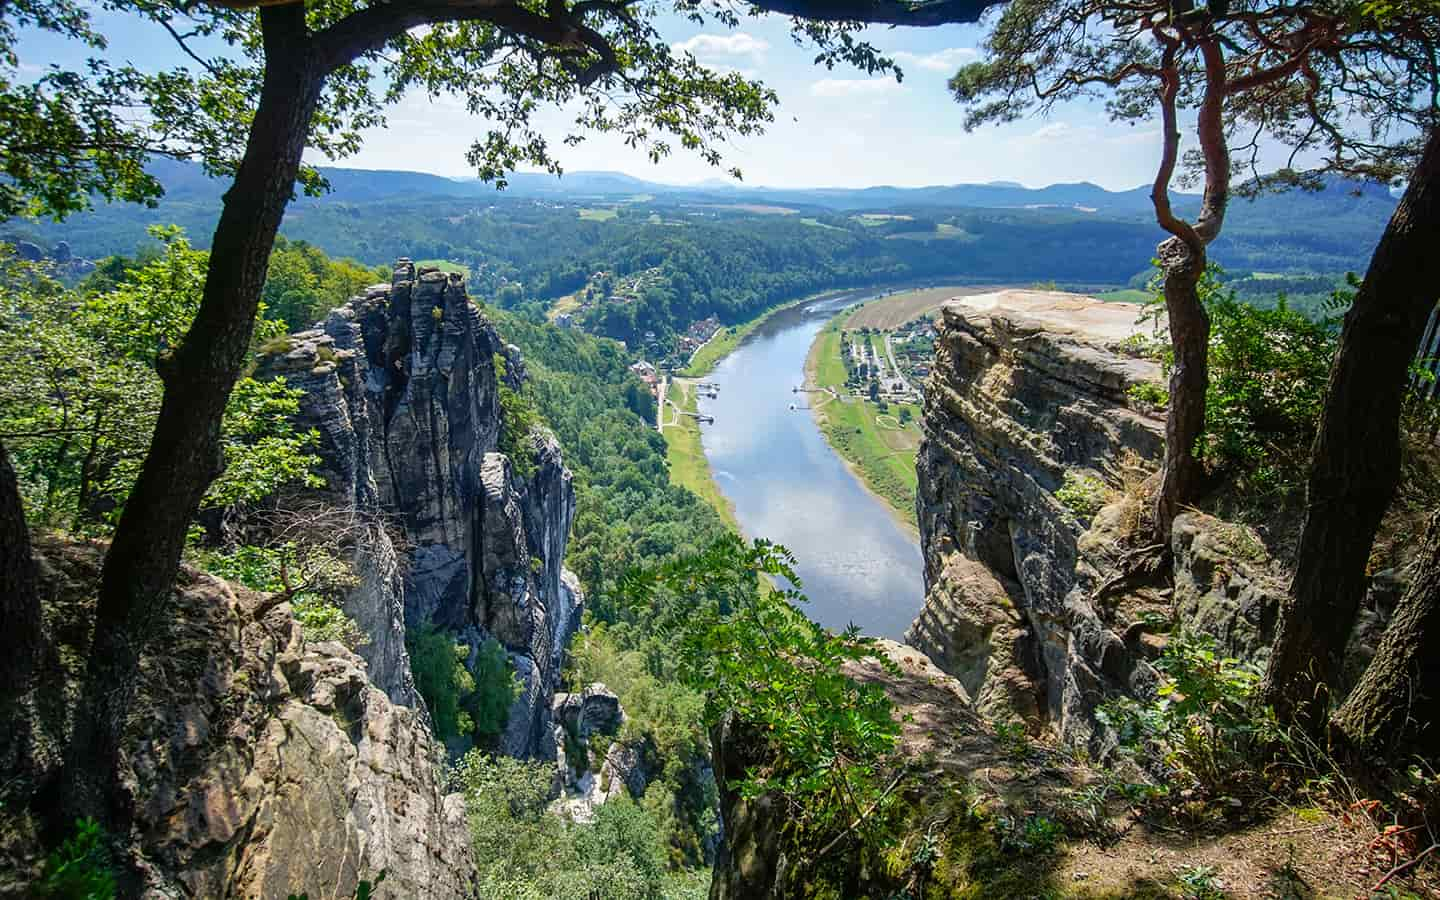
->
[378,12,1174,190]
[17,8,1215,191]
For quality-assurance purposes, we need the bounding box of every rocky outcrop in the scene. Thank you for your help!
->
[709,639,1088,899]
[551,683,652,823]
[0,540,473,899]
[910,290,1383,754]
[260,260,581,760]
[911,292,1166,747]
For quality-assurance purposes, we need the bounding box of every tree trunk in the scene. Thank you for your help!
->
[65,5,322,824]
[0,440,39,708]
[1330,512,1440,762]
[1153,238,1210,538]
[1262,126,1440,734]
[1147,36,1224,541]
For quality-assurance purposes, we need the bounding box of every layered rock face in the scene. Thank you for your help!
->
[260,259,581,759]
[3,541,473,899]
[910,292,1166,745]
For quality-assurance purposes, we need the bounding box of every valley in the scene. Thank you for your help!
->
[6,2,1439,890]
[668,286,928,639]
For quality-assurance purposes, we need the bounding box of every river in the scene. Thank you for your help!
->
[695,287,926,640]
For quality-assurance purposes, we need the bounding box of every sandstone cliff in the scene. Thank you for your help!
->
[1,540,474,898]
[2,262,583,898]
[261,259,581,760]
[910,291,1166,747]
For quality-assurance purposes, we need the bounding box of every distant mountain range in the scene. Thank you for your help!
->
[139,158,1397,221]
[6,158,1396,283]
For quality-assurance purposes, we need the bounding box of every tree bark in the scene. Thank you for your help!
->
[1147,35,1225,540]
[1330,511,1440,762]
[1262,125,1440,734]
[1153,241,1210,536]
[747,0,1003,25]
[0,440,39,707]
[67,5,323,824]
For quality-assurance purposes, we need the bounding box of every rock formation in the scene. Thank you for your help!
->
[910,292,1170,749]
[909,290,1378,753]
[0,540,474,899]
[260,260,581,761]
[551,684,653,823]
[2,261,584,898]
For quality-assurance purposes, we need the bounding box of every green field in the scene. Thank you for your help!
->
[806,320,922,531]
[662,379,739,531]
[415,259,470,277]
[578,207,618,222]
[1094,288,1151,303]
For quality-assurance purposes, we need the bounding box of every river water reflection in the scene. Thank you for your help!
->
[696,288,926,639]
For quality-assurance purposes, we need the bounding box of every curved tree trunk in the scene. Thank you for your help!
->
[1330,511,1440,762]
[1262,126,1440,734]
[64,5,323,824]
[1153,240,1210,537]
[1148,36,1225,541]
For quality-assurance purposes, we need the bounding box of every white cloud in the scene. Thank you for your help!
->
[671,32,770,64]
[1028,122,1074,141]
[890,47,977,73]
[809,78,903,99]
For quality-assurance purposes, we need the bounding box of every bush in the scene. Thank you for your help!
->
[454,752,680,899]
[1126,380,1169,411]
[1055,471,1107,522]
[620,536,901,860]
[1200,292,1336,497]
[408,625,519,745]
[196,541,364,649]
[407,623,477,742]
[466,637,521,740]
[291,595,367,648]
[1098,631,1275,811]
[35,818,115,900]
[495,353,544,479]
[1137,263,1338,500]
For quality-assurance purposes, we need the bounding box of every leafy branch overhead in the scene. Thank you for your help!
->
[950,0,1440,190]
[619,535,902,847]
[1,0,1007,224]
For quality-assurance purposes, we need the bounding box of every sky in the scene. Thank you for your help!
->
[15,7,1245,192]
[368,13,1174,191]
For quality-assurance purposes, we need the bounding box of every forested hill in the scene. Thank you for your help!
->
[7,159,1396,344]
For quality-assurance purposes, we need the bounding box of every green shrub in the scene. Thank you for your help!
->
[620,535,901,860]
[1098,631,1274,809]
[1127,379,1169,411]
[408,626,518,745]
[407,622,477,742]
[495,353,544,479]
[466,637,520,740]
[1055,471,1107,521]
[1137,263,1338,499]
[35,818,115,900]
[454,752,678,899]
[1200,292,1336,497]
[291,595,367,648]
[196,541,364,649]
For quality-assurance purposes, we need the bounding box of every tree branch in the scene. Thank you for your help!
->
[158,17,221,76]
[747,0,1004,26]
[314,1,598,74]
[1194,36,1229,243]
[1150,36,1204,255]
